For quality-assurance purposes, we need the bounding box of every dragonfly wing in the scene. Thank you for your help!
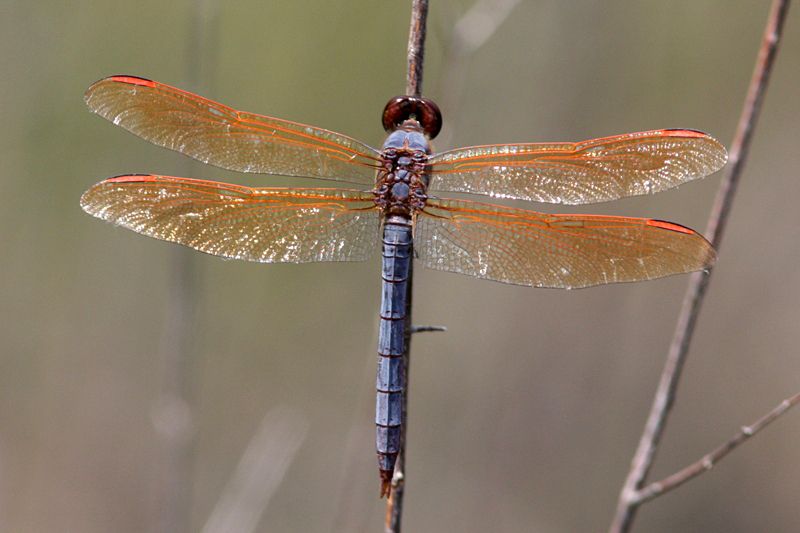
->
[81,175,380,263]
[428,129,727,204]
[416,198,715,288]
[85,76,382,184]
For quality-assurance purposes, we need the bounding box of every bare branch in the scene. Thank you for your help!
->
[406,0,429,97]
[384,467,406,533]
[609,2,791,532]
[634,391,800,504]
[386,3,431,530]
[410,325,447,334]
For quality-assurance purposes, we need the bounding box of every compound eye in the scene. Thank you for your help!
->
[382,96,443,139]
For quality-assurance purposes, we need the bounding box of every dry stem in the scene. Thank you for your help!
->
[384,2,430,531]
[609,2,792,531]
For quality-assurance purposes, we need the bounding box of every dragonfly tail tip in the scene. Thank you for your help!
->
[379,470,393,498]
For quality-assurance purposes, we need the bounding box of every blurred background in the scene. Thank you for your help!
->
[1,1,798,531]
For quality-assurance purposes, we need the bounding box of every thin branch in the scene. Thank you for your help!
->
[385,2,431,531]
[635,391,800,505]
[405,0,429,97]
[410,325,447,334]
[609,2,791,532]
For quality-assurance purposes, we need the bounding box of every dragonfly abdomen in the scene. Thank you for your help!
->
[376,217,412,497]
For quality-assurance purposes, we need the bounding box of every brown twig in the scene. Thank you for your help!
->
[405,0,429,97]
[410,325,447,334]
[635,391,800,505]
[385,2,430,531]
[609,2,791,532]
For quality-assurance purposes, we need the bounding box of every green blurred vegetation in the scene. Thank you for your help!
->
[1,1,799,532]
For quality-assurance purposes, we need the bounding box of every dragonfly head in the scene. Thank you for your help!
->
[382,95,442,139]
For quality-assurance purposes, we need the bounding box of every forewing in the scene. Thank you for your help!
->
[417,198,715,288]
[85,76,382,184]
[81,175,380,263]
[428,129,727,204]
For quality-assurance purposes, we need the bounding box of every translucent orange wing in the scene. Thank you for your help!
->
[416,198,715,288]
[85,76,382,184]
[80,175,380,263]
[428,129,727,205]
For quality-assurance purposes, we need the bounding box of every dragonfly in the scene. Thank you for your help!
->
[80,75,727,497]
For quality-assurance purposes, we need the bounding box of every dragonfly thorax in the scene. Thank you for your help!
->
[374,128,431,217]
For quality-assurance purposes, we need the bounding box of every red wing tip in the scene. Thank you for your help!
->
[105,174,159,183]
[646,219,696,235]
[657,128,709,139]
[107,75,156,87]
